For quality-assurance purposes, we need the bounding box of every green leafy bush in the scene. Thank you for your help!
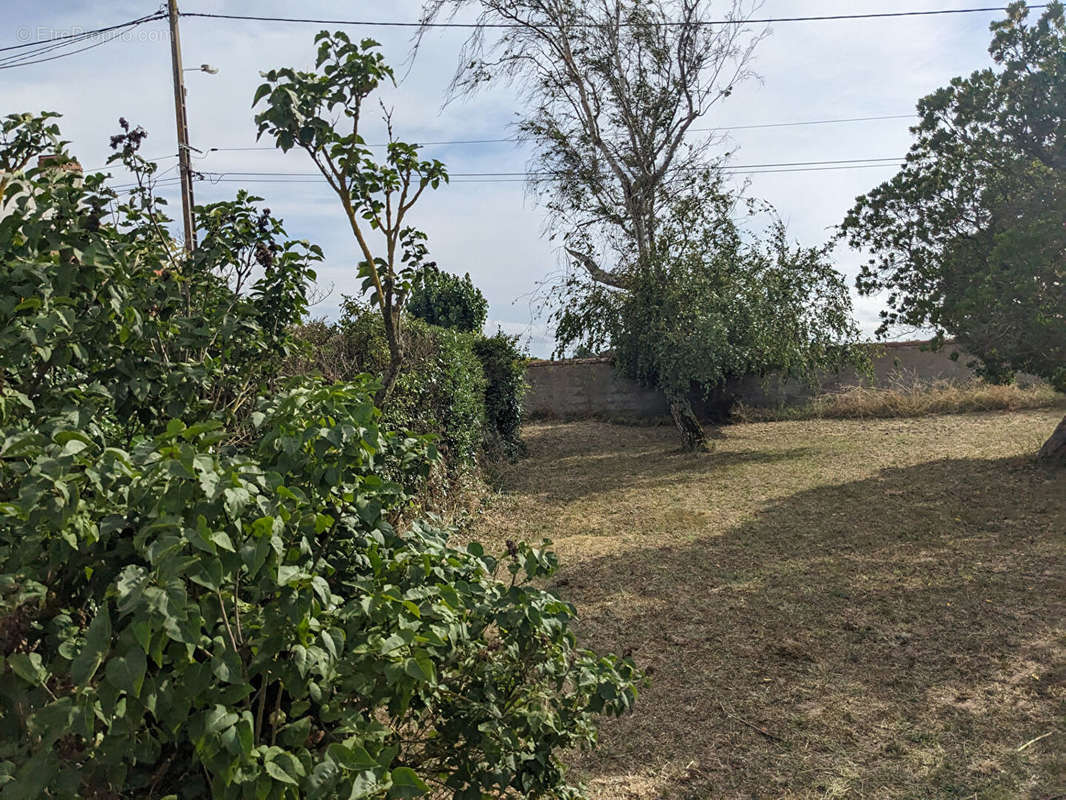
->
[0,113,636,799]
[295,301,487,468]
[473,333,528,458]
[295,303,528,466]
[0,115,318,438]
[407,266,489,334]
[1,382,638,800]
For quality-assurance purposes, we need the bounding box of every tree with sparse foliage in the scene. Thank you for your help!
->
[254,32,448,406]
[841,1,1066,462]
[421,0,860,449]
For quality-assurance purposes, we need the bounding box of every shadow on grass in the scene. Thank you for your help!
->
[559,456,1066,799]
[501,423,819,503]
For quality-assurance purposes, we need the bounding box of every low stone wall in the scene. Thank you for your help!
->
[524,341,987,419]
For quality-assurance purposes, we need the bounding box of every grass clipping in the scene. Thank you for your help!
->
[733,379,1063,422]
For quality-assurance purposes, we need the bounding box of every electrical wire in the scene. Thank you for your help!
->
[105,158,897,193]
[186,162,899,185]
[204,113,918,153]
[180,5,1048,29]
[0,32,138,69]
[104,158,899,192]
[0,13,165,70]
[84,154,179,173]
[197,156,903,180]
[0,12,165,54]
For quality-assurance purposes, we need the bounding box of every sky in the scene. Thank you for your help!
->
[1,0,1006,356]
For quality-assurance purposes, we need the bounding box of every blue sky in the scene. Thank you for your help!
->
[2,0,1003,356]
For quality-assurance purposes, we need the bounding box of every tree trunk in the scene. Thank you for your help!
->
[668,391,710,452]
[1038,413,1066,463]
[375,314,403,409]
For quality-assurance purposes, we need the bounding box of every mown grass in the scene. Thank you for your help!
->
[471,410,1066,799]
[732,379,1062,423]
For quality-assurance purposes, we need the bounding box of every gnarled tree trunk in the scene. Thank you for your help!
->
[1038,413,1066,463]
[668,390,710,453]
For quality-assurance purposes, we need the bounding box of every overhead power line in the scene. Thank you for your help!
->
[180,5,1048,29]
[107,159,899,190]
[205,113,918,153]
[199,156,903,180]
[194,161,900,184]
[0,31,135,69]
[0,13,165,69]
[0,12,166,54]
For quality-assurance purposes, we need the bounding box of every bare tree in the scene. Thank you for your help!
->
[420,0,766,446]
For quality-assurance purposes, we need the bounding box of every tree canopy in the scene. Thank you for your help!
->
[254,33,448,405]
[840,1,1066,460]
[555,178,860,447]
[407,266,489,333]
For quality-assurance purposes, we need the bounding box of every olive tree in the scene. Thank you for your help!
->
[254,32,448,405]
[841,2,1066,462]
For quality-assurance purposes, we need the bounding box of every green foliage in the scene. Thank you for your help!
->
[393,320,486,468]
[555,178,862,407]
[295,304,528,465]
[254,32,449,404]
[473,333,528,458]
[0,383,638,800]
[0,113,637,799]
[407,266,488,333]
[297,301,487,468]
[0,112,64,183]
[0,115,319,437]
[841,2,1066,392]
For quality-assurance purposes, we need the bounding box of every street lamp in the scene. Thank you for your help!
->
[184,64,219,74]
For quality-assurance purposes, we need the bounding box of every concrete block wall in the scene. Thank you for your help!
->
[523,341,993,419]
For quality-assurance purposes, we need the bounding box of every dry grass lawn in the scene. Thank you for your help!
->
[471,409,1066,799]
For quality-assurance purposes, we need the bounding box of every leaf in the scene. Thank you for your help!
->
[292,644,309,677]
[252,82,272,107]
[388,767,428,798]
[209,529,236,552]
[70,605,111,685]
[130,621,152,654]
[326,743,377,771]
[236,716,254,755]
[278,564,303,586]
[264,760,299,785]
[104,648,147,697]
[311,575,332,605]
[204,704,239,734]
[211,649,243,684]
[8,653,47,685]
[278,715,312,748]
[402,655,435,684]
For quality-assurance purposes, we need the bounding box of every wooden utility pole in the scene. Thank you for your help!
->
[167,0,196,252]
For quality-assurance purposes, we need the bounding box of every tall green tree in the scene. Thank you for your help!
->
[254,33,448,406]
[841,1,1066,462]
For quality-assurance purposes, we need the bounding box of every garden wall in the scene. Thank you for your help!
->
[524,341,986,419]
